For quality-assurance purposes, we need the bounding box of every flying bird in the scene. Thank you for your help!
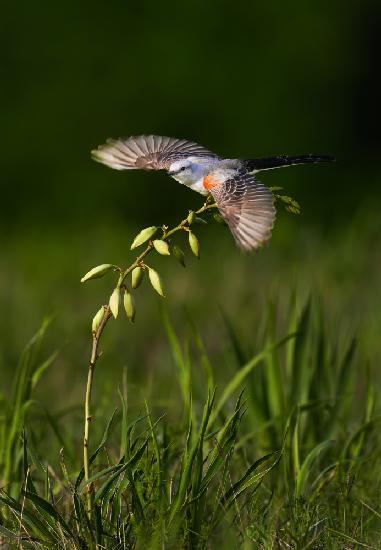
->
[92,135,334,251]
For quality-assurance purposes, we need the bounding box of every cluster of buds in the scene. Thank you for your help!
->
[81,189,301,332]
[80,207,208,330]
[270,187,301,215]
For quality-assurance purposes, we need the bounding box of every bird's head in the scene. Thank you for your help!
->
[167,159,197,185]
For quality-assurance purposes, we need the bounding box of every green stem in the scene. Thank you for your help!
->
[83,305,111,514]
[82,198,217,514]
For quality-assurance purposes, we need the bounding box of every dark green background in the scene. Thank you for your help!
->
[1,0,381,405]
[2,0,380,227]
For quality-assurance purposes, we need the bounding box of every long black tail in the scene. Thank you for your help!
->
[244,154,335,172]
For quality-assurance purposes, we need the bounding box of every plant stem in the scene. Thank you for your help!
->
[83,305,111,513]
[82,198,217,514]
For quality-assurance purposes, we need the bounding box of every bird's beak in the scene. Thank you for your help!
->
[167,170,174,177]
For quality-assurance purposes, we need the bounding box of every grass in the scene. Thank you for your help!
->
[0,203,380,548]
[0,290,380,548]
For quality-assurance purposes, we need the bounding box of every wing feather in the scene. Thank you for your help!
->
[210,172,276,251]
[92,134,218,171]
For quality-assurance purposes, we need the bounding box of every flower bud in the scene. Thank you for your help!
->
[153,239,170,255]
[92,306,106,333]
[148,267,165,297]
[188,231,200,258]
[109,288,120,318]
[173,245,186,268]
[187,210,195,225]
[123,290,136,323]
[131,266,144,289]
[81,264,114,283]
[213,213,227,226]
[130,226,158,250]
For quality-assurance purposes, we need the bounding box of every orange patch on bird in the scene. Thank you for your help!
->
[203,175,218,190]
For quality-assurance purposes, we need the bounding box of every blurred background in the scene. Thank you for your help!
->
[0,0,380,413]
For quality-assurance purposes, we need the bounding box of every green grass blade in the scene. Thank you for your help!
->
[162,310,191,415]
[290,298,312,406]
[145,401,163,502]
[22,490,75,539]
[295,440,335,498]
[210,333,295,425]
[169,391,214,524]
[31,350,59,389]
[75,408,117,490]
[93,439,148,501]
[221,450,282,508]
[0,524,19,540]
[0,494,56,543]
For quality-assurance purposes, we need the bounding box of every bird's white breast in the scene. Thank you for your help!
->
[188,177,209,195]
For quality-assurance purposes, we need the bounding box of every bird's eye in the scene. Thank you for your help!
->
[180,166,187,172]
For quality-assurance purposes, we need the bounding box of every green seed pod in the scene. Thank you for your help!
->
[188,231,200,258]
[194,216,207,225]
[286,205,301,215]
[173,245,186,268]
[92,306,105,333]
[153,239,170,255]
[123,290,136,323]
[109,288,120,318]
[187,210,196,225]
[148,267,165,297]
[213,213,227,226]
[131,266,144,289]
[130,226,158,250]
[81,264,114,283]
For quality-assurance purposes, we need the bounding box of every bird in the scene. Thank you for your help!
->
[91,135,334,251]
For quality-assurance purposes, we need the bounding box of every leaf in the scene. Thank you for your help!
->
[31,350,58,389]
[22,491,75,539]
[210,333,296,424]
[0,495,56,542]
[94,439,149,503]
[75,409,117,490]
[0,525,19,540]
[169,391,215,523]
[295,439,335,498]
[221,449,282,508]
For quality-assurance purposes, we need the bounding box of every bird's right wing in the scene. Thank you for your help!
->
[209,172,276,251]
[92,135,218,171]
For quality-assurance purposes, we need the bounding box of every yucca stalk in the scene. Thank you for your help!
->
[81,198,217,514]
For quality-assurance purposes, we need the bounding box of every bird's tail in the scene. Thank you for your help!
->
[244,154,335,173]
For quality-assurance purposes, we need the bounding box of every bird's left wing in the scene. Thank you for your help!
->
[209,172,276,251]
[91,135,218,171]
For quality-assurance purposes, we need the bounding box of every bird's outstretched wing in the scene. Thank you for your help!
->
[209,172,276,251]
[92,135,218,171]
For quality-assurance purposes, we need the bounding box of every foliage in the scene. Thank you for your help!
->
[0,196,380,548]
[0,294,380,548]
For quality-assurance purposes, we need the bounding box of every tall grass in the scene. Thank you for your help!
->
[0,294,380,548]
